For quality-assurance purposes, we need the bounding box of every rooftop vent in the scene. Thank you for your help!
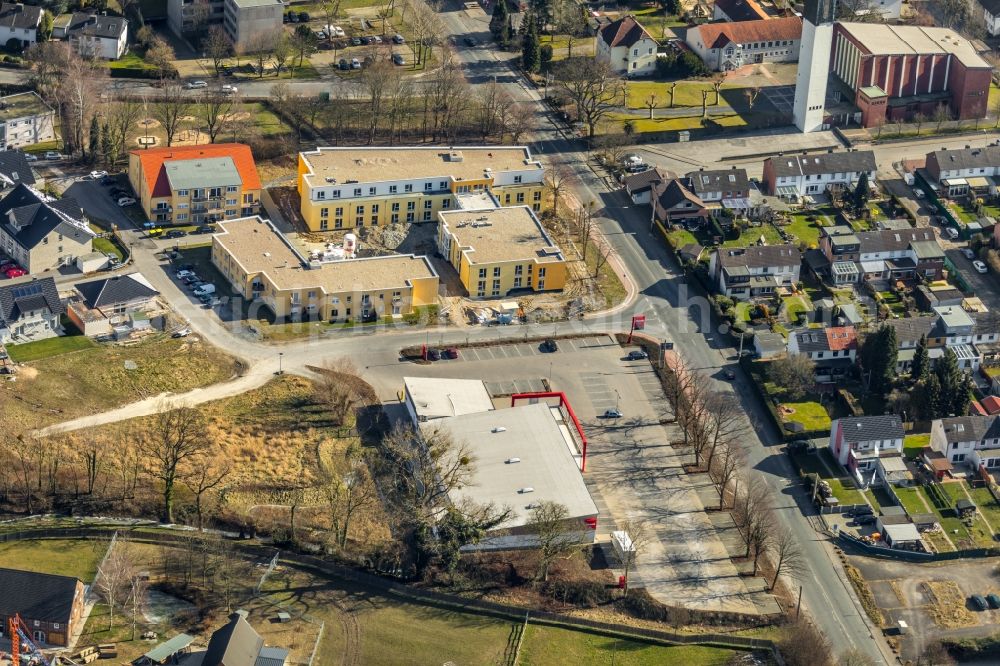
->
[506,457,521,464]
[518,487,535,494]
[492,426,507,433]
[448,150,464,163]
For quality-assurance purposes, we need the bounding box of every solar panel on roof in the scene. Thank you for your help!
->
[11,283,42,299]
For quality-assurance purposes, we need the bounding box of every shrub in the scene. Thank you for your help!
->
[617,589,669,621]
[541,579,612,607]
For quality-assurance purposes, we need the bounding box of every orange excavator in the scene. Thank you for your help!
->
[8,614,50,666]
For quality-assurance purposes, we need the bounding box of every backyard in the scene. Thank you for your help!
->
[0,538,106,580]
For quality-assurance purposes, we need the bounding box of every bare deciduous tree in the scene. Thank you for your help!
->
[528,501,579,582]
[204,26,232,76]
[553,57,622,140]
[710,439,742,509]
[320,446,379,549]
[140,403,209,523]
[195,89,238,144]
[768,523,807,590]
[779,619,834,666]
[105,95,144,165]
[767,354,815,401]
[152,84,192,148]
[182,446,231,531]
[312,358,364,426]
[617,518,651,596]
[96,540,134,630]
[544,164,575,218]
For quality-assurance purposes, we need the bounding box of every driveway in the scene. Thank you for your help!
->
[63,179,140,231]
[945,248,1000,311]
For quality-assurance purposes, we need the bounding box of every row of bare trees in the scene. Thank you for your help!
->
[664,357,806,591]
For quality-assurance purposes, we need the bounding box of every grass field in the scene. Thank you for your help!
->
[782,294,812,322]
[7,334,96,362]
[625,80,741,110]
[519,625,740,665]
[722,224,782,248]
[827,478,865,506]
[605,112,748,135]
[784,212,829,247]
[969,485,1000,533]
[0,538,106,581]
[904,433,930,459]
[108,52,158,72]
[1,335,237,428]
[779,400,831,432]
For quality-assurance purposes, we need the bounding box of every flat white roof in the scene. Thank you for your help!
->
[883,522,921,542]
[423,402,598,529]
[404,376,494,420]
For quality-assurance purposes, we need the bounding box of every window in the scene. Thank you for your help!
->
[424,182,433,191]
[632,48,638,56]
[492,279,500,295]
[493,267,501,277]
[424,200,432,209]
[320,219,328,230]
[504,194,511,204]
[391,213,399,223]
[423,211,432,221]
[331,309,339,317]
[514,175,522,183]
[407,201,415,211]
[371,204,379,213]
[227,198,237,206]
[514,277,522,288]
[335,219,343,228]
[335,207,343,216]
[321,207,329,218]
[356,205,365,214]
[515,265,523,275]
[371,215,378,225]
[406,212,414,222]
[479,268,487,278]
[353,188,362,196]
[439,181,448,190]
[404,184,413,192]
[389,185,397,193]
[442,199,451,209]
[533,191,541,201]
[227,185,238,192]
[356,216,364,225]
[477,280,486,295]
[538,267,546,277]
[516,193,524,203]
[391,202,400,211]
[332,190,340,198]
[178,189,189,196]
[368,186,376,195]
[177,213,188,221]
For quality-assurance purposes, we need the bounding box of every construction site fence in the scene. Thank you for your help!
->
[0,527,780,657]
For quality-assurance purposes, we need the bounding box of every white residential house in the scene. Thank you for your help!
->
[930,415,1000,468]
[595,15,658,77]
[0,277,64,344]
[685,17,802,72]
[0,3,40,49]
[60,12,128,60]
[982,0,1000,36]
[787,325,858,382]
[829,415,904,468]
[763,150,877,200]
[707,244,801,300]
[0,92,55,150]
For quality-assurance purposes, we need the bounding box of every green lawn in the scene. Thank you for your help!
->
[722,224,783,248]
[7,335,95,362]
[604,112,748,135]
[784,212,828,247]
[969,486,1000,533]
[0,539,105,581]
[904,433,930,460]
[630,7,687,39]
[827,478,865,506]
[625,80,740,110]
[666,227,697,249]
[520,625,741,666]
[93,236,124,260]
[107,52,157,72]
[893,486,930,517]
[247,102,290,137]
[779,401,832,432]
[735,301,753,323]
[782,294,812,322]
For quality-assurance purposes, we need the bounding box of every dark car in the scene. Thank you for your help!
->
[427,348,441,361]
[463,36,477,46]
[195,225,215,234]
[338,58,349,70]
[603,408,623,419]
[971,595,989,611]
[360,36,371,45]
[351,37,362,46]
[165,230,187,239]
[852,505,874,517]
[854,515,876,526]
[541,339,558,353]
[443,347,458,359]
[723,369,736,380]
[298,11,309,21]
[626,349,648,360]
[99,176,116,186]
[318,41,333,50]
[987,594,1000,609]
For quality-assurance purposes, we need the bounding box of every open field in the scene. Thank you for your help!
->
[0,538,106,580]
[0,334,238,428]
[7,334,96,362]
[519,625,739,665]
[604,112,748,136]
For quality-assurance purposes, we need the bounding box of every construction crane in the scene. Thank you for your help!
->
[8,614,50,666]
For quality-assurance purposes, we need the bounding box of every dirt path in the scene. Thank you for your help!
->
[331,597,362,666]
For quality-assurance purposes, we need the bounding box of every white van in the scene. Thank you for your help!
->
[193,283,216,296]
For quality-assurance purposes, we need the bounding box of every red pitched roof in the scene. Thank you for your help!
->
[824,326,858,351]
[971,399,989,416]
[599,15,655,48]
[696,16,801,50]
[982,395,1000,415]
[130,143,261,198]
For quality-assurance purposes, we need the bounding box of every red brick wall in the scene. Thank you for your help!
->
[762,159,777,196]
[947,63,991,120]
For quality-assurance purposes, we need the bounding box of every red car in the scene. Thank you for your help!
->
[4,267,26,278]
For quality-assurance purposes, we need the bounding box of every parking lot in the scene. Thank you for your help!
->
[375,336,780,614]
[850,554,1000,662]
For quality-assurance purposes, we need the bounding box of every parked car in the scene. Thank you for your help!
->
[4,266,26,278]
[193,283,216,297]
[117,197,137,207]
[89,170,108,180]
[392,33,405,44]
[427,348,441,361]
[541,339,558,353]
[185,80,208,89]
[99,176,116,186]
[962,248,976,259]
[172,327,192,338]
[603,408,623,419]
[351,58,361,69]
[165,229,187,239]
[338,58,350,70]
[854,514,877,526]
[626,349,648,360]
[314,29,327,39]
[350,37,362,46]
[463,36,477,46]
[195,224,215,234]
[946,227,960,240]
[329,25,346,37]
[974,260,988,274]
[176,270,194,279]
[23,153,37,162]
[372,35,382,43]
[971,595,989,611]
[443,347,458,359]
[392,53,405,66]
[43,151,62,160]
[988,593,1000,609]
[298,11,309,21]
[221,84,238,95]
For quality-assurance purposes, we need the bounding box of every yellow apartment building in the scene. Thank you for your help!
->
[211,216,439,321]
[438,206,567,298]
[128,144,262,225]
[296,146,547,232]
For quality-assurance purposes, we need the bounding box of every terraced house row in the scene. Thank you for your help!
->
[296,146,547,232]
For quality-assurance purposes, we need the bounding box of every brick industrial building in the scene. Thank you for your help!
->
[831,23,991,128]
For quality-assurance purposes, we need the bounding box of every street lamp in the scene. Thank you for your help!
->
[615,389,621,413]
[278,352,284,375]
